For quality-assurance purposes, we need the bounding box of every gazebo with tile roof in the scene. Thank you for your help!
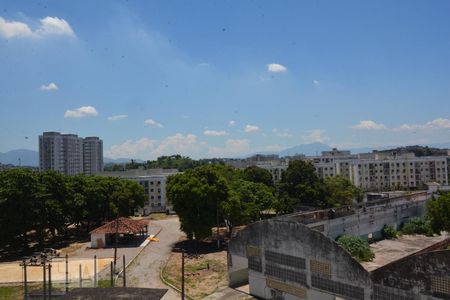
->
[90,217,149,248]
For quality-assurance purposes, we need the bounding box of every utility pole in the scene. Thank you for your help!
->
[216,201,220,249]
[65,254,69,293]
[181,250,185,300]
[123,255,126,287]
[22,260,28,300]
[113,217,119,274]
[48,264,52,299]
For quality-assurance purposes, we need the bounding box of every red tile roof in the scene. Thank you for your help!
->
[90,217,148,235]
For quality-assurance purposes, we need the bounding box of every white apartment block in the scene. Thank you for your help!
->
[309,150,449,191]
[255,161,289,183]
[227,148,449,191]
[99,169,179,215]
[39,132,103,175]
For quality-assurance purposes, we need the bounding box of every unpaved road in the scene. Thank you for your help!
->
[124,216,184,299]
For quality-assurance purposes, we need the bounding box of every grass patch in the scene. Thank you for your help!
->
[0,283,41,300]
[162,252,227,299]
[149,213,168,220]
[0,285,23,299]
[97,278,113,288]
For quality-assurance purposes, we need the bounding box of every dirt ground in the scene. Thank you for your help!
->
[361,233,449,271]
[162,250,228,299]
[0,220,161,285]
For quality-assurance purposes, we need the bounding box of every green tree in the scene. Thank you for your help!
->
[427,193,450,234]
[278,160,325,209]
[242,166,274,188]
[401,217,433,236]
[381,224,398,239]
[337,235,374,262]
[222,179,275,233]
[0,169,40,248]
[167,165,228,239]
[36,171,69,241]
[323,175,362,207]
[111,179,146,217]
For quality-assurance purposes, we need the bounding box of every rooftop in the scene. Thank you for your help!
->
[361,233,450,272]
[90,217,148,235]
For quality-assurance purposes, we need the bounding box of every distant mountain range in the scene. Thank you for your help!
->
[0,150,143,167]
[1,142,449,167]
[0,149,39,166]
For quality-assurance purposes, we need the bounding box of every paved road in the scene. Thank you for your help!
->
[124,216,185,300]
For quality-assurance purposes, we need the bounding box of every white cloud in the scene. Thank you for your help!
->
[352,118,450,132]
[144,119,163,128]
[40,82,58,91]
[264,144,284,152]
[245,124,260,133]
[267,63,287,73]
[272,128,292,137]
[351,120,387,130]
[277,132,293,138]
[107,114,128,121]
[0,17,33,38]
[301,129,328,143]
[0,16,74,39]
[229,120,236,127]
[208,139,250,157]
[36,17,75,37]
[394,118,450,131]
[153,133,200,157]
[64,106,98,118]
[108,138,157,158]
[203,130,228,137]
[313,80,320,86]
[107,133,202,159]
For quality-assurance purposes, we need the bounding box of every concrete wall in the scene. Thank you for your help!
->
[228,217,450,300]
[90,233,105,248]
[371,250,450,299]
[228,219,371,300]
[306,196,428,241]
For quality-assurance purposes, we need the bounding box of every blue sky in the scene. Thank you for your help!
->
[1,0,449,159]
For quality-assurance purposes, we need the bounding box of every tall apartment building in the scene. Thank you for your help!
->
[39,132,103,175]
[83,137,104,175]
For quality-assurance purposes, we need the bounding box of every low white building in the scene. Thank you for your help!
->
[99,169,179,215]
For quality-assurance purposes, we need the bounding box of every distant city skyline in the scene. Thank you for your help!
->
[1,1,450,160]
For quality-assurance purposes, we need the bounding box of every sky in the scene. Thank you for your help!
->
[0,0,449,159]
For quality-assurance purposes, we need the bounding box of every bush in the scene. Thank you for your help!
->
[336,235,374,262]
[382,225,398,239]
[401,217,433,236]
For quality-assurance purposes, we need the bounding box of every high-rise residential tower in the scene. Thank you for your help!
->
[83,136,104,175]
[39,132,103,175]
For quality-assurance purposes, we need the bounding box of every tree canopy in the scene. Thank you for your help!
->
[242,166,274,188]
[427,192,450,234]
[167,165,228,239]
[0,169,146,250]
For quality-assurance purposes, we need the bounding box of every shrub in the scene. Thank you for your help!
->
[401,217,433,236]
[336,235,375,262]
[382,225,398,239]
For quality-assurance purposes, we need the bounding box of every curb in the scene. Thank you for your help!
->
[159,253,195,300]
[115,224,163,282]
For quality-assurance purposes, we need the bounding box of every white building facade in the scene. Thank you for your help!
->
[310,151,449,191]
[99,169,179,215]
